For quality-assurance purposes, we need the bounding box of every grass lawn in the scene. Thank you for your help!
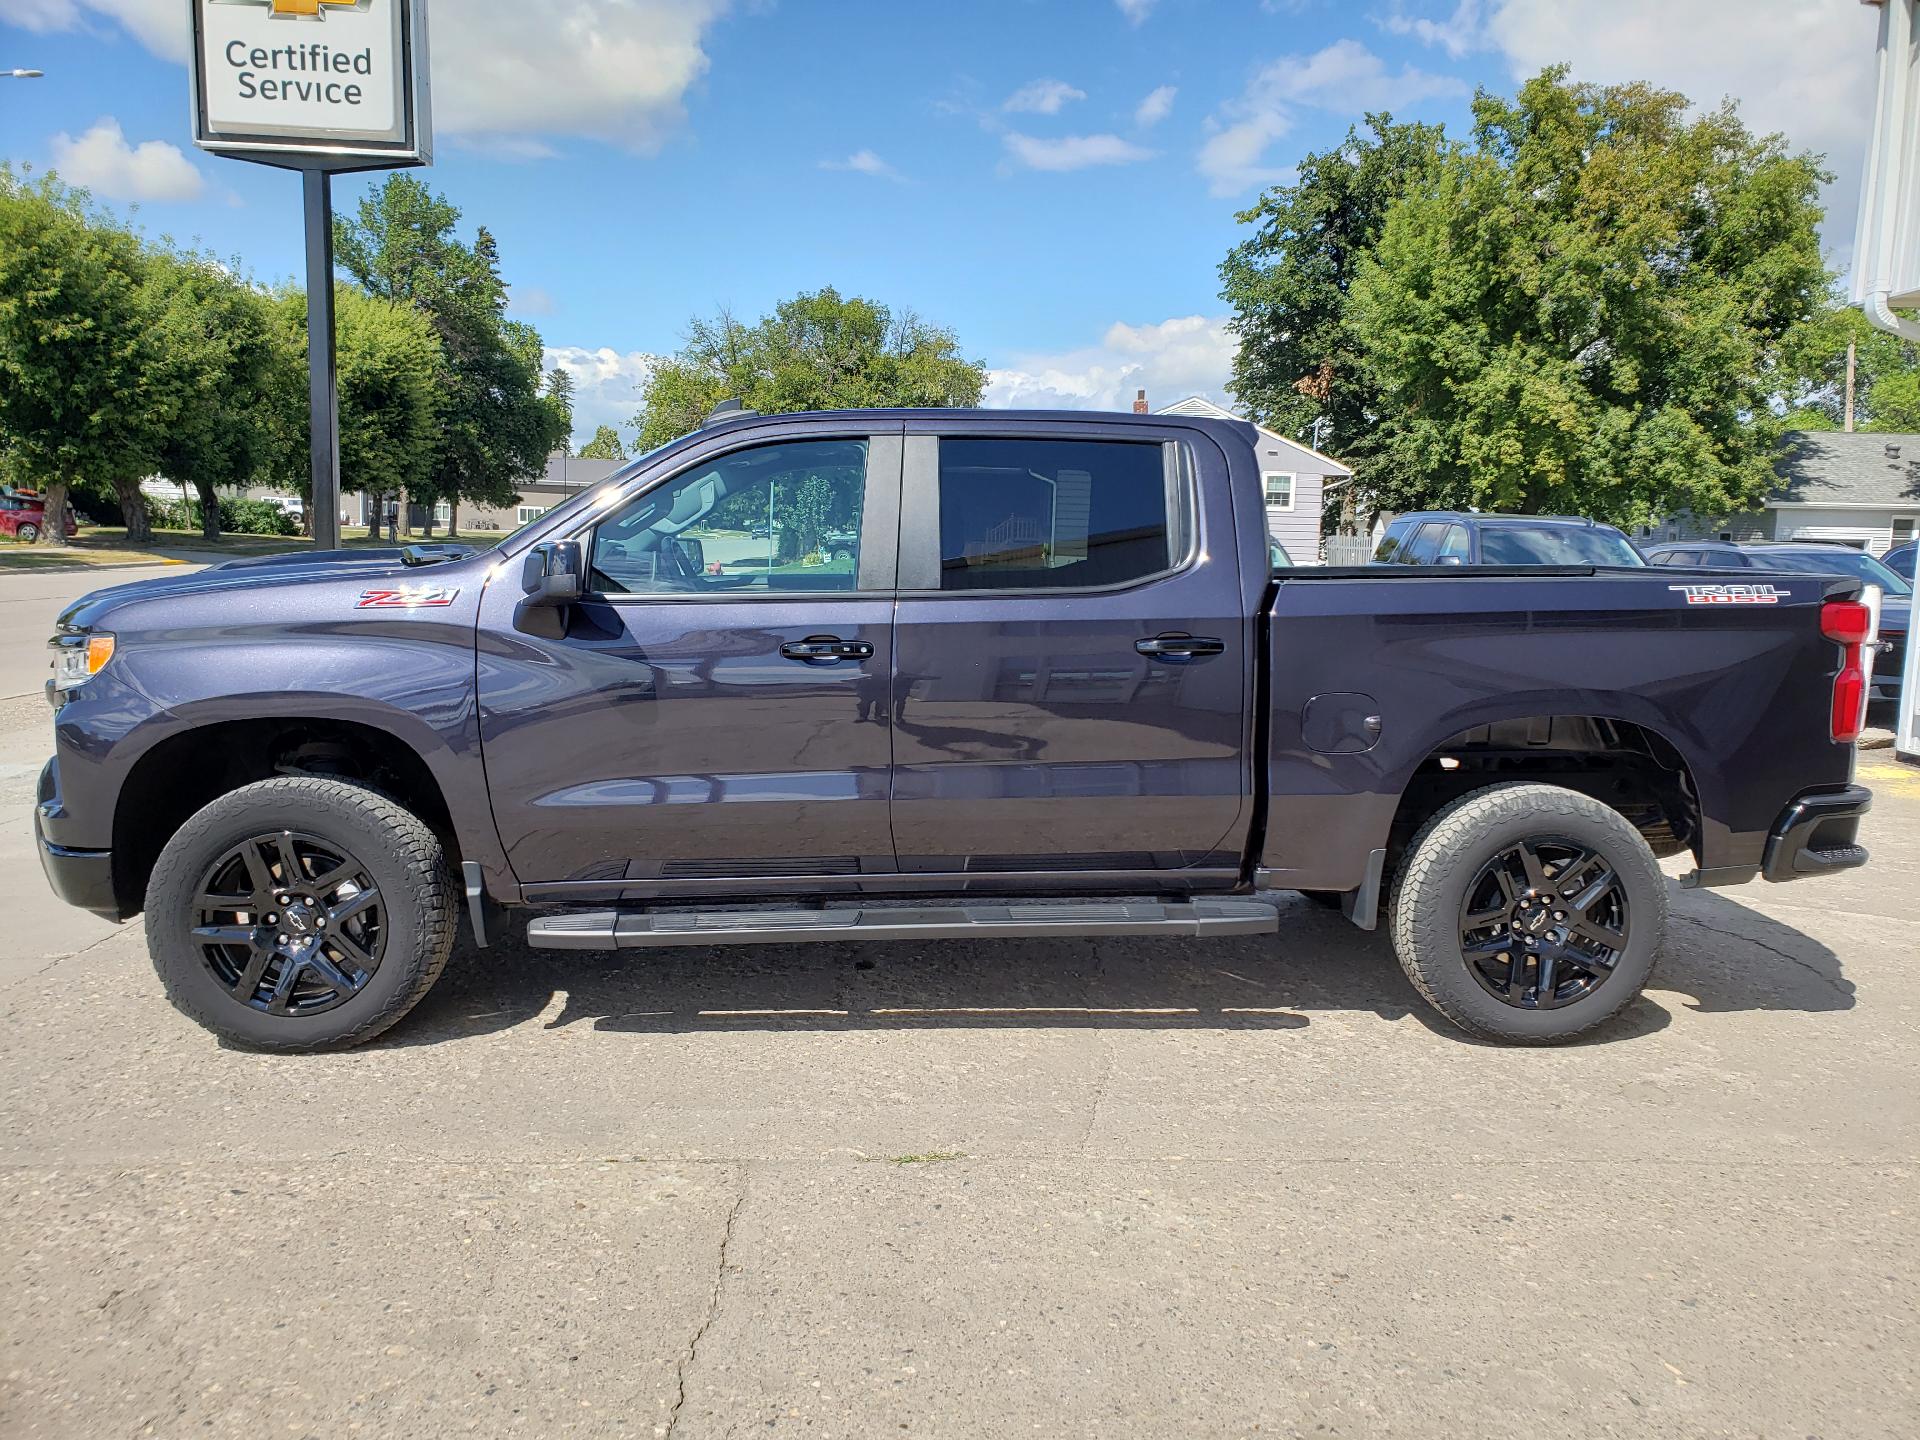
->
[0,527,508,571]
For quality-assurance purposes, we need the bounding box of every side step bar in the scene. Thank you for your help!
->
[526,899,1279,951]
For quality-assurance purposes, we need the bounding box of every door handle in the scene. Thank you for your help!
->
[1135,634,1225,662]
[780,637,875,664]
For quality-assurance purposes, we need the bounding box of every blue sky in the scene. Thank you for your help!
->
[1,1,1882,446]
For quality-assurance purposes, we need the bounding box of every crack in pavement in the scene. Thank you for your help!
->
[1673,913,1853,1001]
[2,925,132,1015]
[662,1165,748,1440]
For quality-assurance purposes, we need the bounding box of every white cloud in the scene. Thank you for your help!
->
[1134,85,1177,129]
[821,149,904,181]
[985,315,1236,413]
[1380,1,1485,61]
[1003,79,1086,116]
[1198,39,1466,196]
[1478,0,1880,261]
[28,0,732,153]
[1003,132,1155,173]
[544,346,661,447]
[1115,0,1157,24]
[13,0,187,61]
[49,118,205,203]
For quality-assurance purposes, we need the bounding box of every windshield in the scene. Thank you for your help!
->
[1478,524,1645,567]
[1747,549,1913,597]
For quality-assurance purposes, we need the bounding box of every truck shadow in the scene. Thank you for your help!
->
[383,884,1850,1050]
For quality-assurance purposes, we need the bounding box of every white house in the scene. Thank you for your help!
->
[1147,393,1352,562]
[1642,431,1920,556]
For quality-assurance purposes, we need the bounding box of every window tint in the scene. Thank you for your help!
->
[937,438,1174,591]
[591,439,869,596]
[1652,549,1694,567]
[1478,525,1644,566]
[1400,522,1448,565]
[1373,524,1414,563]
[1436,525,1471,562]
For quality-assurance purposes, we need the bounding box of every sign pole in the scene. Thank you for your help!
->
[189,0,432,554]
[303,166,341,553]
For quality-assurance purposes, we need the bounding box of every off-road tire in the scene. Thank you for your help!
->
[146,777,457,1051]
[1389,782,1667,1045]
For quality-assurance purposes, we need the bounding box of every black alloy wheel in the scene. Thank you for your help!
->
[191,830,386,1017]
[1456,837,1629,1010]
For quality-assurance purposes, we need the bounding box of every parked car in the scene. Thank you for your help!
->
[40,406,1872,1052]
[1269,539,1293,569]
[1374,512,1646,567]
[1881,541,1915,583]
[0,492,78,543]
[1644,540,1909,715]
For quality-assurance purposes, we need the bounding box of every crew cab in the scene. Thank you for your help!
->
[36,407,1874,1051]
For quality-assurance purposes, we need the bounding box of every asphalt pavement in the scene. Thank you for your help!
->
[0,559,1915,1438]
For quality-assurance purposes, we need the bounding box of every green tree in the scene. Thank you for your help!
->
[545,366,575,450]
[335,176,564,535]
[579,424,627,461]
[1220,115,1448,459]
[143,249,287,542]
[0,170,161,547]
[1347,69,1832,524]
[634,288,986,449]
[1782,305,1920,433]
[267,284,444,540]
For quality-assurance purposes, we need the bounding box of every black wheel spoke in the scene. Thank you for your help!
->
[1516,841,1551,891]
[192,924,259,946]
[240,843,276,901]
[306,861,356,897]
[329,887,379,927]
[1569,916,1625,950]
[1535,948,1559,1002]
[327,930,376,973]
[195,892,253,914]
[305,950,361,993]
[228,948,272,1002]
[274,833,305,888]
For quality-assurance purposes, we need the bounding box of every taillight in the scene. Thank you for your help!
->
[1822,600,1872,743]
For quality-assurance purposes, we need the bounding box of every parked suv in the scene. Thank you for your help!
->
[1644,540,1909,713]
[1374,512,1645,567]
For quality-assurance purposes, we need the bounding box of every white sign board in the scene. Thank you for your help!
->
[190,0,431,168]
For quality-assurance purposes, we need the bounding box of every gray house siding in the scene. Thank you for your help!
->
[1153,395,1351,562]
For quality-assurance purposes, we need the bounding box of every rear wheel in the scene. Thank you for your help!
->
[146,777,457,1051]
[1390,782,1666,1044]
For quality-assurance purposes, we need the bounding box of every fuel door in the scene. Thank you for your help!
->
[1303,693,1383,755]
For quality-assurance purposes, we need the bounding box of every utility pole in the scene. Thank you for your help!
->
[1844,336,1858,432]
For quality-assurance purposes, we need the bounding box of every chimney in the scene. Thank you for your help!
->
[1132,388,1149,415]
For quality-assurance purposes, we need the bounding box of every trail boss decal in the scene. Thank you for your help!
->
[1668,583,1788,605]
[356,586,459,609]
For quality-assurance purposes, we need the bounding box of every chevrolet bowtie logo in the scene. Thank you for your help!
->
[212,0,372,17]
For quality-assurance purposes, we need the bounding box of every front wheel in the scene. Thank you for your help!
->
[17,522,39,543]
[1389,783,1667,1044]
[146,777,458,1051]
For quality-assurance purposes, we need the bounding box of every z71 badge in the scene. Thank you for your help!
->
[356,587,460,610]
[1667,583,1787,605]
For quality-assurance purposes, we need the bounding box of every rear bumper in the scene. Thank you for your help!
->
[35,759,119,920]
[1761,785,1872,883]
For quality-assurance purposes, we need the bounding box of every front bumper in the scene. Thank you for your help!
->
[1760,785,1872,883]
[35,759,119,919]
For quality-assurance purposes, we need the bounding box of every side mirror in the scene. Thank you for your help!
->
[521,540,584,605]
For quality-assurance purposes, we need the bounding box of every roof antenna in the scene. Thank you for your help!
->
[703,398,757,428]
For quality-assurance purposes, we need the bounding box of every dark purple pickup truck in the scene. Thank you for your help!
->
[37,407,1875,1049]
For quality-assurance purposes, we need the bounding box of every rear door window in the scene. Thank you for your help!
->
[936,437,1177,591]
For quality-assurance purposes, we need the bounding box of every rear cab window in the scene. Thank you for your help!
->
[934,437,1182,591]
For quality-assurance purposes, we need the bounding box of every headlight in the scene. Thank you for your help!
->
[50,632,115,692]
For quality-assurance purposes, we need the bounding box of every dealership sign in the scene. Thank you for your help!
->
[189,0,431,167]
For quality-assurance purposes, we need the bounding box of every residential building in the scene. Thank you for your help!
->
[1642,431,1920,556]
[1146,392,1352,561]
[348,451,626,535]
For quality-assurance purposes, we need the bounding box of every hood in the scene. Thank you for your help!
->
[56,547,493,632]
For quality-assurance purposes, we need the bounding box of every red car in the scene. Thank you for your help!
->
[0,492,78,542]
